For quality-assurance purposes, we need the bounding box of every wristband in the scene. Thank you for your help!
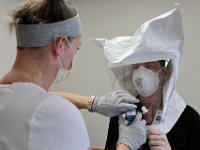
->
[87,96,96,112]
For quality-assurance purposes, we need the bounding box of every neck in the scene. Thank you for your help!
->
[139,89,163,124]
[0,48,57,91]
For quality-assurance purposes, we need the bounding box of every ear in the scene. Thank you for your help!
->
[53,36,66,56]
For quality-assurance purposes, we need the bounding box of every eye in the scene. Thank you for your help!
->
[133,65,139,70]
[144,64,152,69]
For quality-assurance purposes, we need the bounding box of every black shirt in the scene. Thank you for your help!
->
[105,105,200,150]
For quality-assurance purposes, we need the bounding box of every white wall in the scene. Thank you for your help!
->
[0,0,22,76]
[1,0,200,148]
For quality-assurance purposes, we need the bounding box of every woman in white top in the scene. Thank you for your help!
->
[0,0,146,150]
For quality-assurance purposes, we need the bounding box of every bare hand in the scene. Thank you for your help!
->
[147,128,171,150]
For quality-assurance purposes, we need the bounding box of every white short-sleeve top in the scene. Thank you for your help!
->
[0,82,90,150]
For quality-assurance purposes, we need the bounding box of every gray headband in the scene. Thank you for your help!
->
[16,14,82,47]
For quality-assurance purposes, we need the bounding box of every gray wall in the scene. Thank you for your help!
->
[1,0,200,148]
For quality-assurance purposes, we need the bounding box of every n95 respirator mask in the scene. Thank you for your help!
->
[132,66,162,97]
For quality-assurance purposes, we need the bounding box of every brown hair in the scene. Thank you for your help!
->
[9,0,77,29]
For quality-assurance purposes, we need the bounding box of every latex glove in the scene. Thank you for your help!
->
[148,128,171,150]
[93,90,139,117]
[117,112,147,150]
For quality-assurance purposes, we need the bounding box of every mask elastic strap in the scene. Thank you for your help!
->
[66,38,75,56]
[156,67,164,91]
[57,56,63,70]
[54,35,75,56]
[157,66,165,75]
[66,38,77,70]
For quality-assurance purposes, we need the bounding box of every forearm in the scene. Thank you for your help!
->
[52,90,138,118]
[52,92,89,109]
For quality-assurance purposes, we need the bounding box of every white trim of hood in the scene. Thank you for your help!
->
[146,90,186,133]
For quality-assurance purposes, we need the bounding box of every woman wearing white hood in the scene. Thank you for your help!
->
[94,7,200,150]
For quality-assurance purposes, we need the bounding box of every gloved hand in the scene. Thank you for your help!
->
[91,90,139,117]
[117,112,147,150]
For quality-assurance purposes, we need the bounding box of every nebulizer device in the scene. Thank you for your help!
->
[122,103,148,125]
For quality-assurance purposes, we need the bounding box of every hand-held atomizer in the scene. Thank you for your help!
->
[122,103,148,125]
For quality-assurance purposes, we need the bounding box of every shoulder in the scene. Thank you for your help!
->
[29,95,90,150]
[179,105,200,126]
[37,94,79,115]
[183,105,200,120]
[30,94,86,129]
[171,105,200,131]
